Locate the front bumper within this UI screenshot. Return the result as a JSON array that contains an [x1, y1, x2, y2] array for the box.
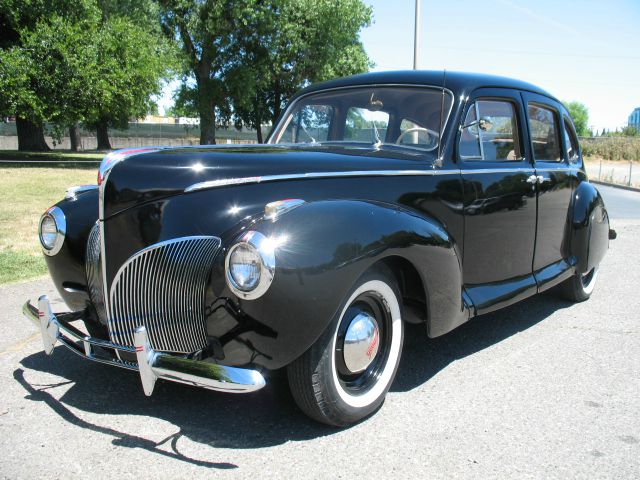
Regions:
[[23, 295, 266, 395]]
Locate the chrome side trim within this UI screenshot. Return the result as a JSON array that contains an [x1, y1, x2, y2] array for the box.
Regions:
[[460, 168, 533, 175], [184, 166, 580, 193], [535, 167, 577, 172], [108, 236, 221, 353], [185, 169, 456, 193], [23, 297, 266, 394]]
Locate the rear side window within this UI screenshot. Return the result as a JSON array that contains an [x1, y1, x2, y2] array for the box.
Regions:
[[528, 104, 561, 162], [459, 100, 521, 161], [563, 118, 580, 164]]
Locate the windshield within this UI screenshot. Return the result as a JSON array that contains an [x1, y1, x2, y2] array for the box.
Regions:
[[271, 86, 453, 152]]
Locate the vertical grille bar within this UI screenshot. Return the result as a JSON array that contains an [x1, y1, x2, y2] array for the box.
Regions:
[[85, 223, 107, 326], [107, 236, 221, 353]]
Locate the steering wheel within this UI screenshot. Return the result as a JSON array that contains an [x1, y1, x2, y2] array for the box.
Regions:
[[395, 127, 439, 151]]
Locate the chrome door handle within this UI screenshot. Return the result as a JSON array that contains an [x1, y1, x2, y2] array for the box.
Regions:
[[537, 175, 549, 184], [526, 175, 538, 184]]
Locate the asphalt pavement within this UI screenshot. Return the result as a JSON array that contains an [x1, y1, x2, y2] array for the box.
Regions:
[[596, 183, 640, 219], [1, 198, 639, 478]]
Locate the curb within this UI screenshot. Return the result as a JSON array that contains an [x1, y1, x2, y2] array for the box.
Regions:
[[590, 179, 640, 193]]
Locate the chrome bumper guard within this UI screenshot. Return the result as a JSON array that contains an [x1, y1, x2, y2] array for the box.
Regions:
[[23, 295, 266, 395]]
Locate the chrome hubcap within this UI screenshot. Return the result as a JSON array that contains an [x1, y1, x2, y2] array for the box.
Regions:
[[343, 312, 380, 374]]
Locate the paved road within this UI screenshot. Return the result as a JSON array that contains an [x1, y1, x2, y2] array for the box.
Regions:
[[1, 225, 639, 479], [596, 183, 640, 220]]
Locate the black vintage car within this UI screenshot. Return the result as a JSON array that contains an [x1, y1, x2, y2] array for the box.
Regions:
[[25, 71, 614, 426]]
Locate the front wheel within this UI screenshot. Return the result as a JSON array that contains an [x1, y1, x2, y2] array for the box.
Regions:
[[287, 267, 404, 427], [556, 266, 599, 302]]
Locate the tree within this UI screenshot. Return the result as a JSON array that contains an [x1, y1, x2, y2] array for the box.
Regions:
[[564, 101, 589, 137], [0, 0, 172, 151], [230, 0, 372, 142], [0, 0, 99, 150], [85, 16, 173, 149], [159, 0, 372, 144]]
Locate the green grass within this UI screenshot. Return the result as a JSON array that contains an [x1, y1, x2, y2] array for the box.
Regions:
[[0, 150, 104, 162], [0, 166, 97, 284], [0, 250, 48, 284]]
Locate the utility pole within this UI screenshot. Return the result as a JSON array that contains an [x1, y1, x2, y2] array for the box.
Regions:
[[413, 0, 420, 70]]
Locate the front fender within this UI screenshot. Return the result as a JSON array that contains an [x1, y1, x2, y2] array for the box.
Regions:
[[570, 181, 610, 273], [209, 200, 466, 369], [42, 189, 99, 311]]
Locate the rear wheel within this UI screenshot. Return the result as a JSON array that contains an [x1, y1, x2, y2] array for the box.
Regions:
[[557, 266, 599, 302], [287, 267, 404, 427]]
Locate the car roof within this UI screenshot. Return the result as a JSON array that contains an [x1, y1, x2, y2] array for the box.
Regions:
[[295, 70, 558, 103]]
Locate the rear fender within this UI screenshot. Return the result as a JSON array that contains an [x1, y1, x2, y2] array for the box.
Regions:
[[570, 182, 610, 273]]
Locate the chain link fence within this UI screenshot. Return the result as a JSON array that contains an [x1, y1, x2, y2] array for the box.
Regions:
[[0, 122, 267, 150]]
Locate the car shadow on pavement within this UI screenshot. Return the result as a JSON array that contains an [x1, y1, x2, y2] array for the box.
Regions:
[[393, 292, 574, 392], [14, 291, 573, 461]]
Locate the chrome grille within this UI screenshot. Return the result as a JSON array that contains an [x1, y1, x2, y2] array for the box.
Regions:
[[85, 222, 107, 326], [108, 236, 220, 353]]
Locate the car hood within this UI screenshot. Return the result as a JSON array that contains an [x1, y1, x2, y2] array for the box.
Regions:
[[101, 143, 433, 218]]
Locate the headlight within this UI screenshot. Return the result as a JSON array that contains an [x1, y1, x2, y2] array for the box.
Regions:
[[38, 206, 66, 256], [225, 231, 275, 300]]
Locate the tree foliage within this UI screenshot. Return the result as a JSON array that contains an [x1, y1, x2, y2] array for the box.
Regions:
[[159, 0, 372, 144], [231, 0, 372, 142], [0, 0, 173, 149], [564, 101, 589, 137]]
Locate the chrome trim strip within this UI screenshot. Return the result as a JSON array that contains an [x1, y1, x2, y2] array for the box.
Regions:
[[185, 169, 455, 192], [23, 297, 266, 394], [460, 168, 533, 175], [535, 167, 577, 172], [184, 166, 580, 193]]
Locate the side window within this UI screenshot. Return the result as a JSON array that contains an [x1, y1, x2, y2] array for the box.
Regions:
[[344, 107, 389, 142], [527, 104, 561, 162], [563, 118, 580, 164], [459, 99, 521, 161], [280, 104, 333, 143]]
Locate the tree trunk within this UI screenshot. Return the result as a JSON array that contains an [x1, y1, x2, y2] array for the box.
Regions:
[[255, 105, 263, 143], [199, 108, 216, 145], [69, 124, 81, 151], [197, 75, 217, 145], [96, 120, 111, 150], [16, 117, 50, 151]]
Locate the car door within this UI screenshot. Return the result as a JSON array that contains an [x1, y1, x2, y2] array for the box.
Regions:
[[458, 88, 538, 313], [521, 92, 576, 276]]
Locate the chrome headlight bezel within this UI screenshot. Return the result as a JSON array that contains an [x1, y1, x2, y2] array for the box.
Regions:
[[225, 231, 275, 300], [39, 206, 66, 256]]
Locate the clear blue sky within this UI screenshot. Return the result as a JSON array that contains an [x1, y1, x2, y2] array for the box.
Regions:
[[360, 0, 639, 132], [159, 0, 639, 132]]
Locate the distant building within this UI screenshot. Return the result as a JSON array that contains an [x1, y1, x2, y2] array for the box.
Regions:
[[629, 107, 640, 130]]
